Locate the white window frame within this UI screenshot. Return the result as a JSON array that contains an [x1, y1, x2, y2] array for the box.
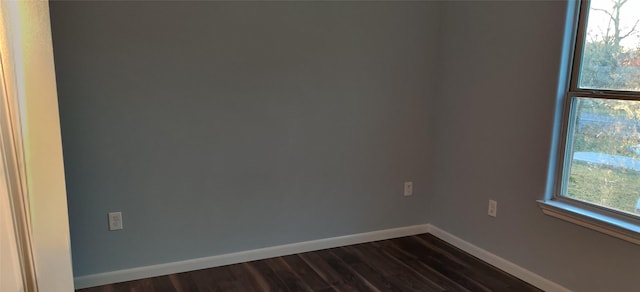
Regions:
[[539, 0, 640, 245]]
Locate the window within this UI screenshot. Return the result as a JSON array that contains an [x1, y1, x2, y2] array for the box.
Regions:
[[540, 0, 640, 244]]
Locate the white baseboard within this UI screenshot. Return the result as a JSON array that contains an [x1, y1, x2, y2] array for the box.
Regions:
[[74, 224, 431, 289], [75, 224, 568, 292], [428, 225, 570, 292]]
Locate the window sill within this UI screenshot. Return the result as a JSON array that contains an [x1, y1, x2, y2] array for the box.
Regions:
[[537, 200, 640, 245]]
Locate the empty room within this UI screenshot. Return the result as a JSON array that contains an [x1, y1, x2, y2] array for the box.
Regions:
[[1, 0, 639, 291]]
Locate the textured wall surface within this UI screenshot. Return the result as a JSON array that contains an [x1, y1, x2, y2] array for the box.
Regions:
[[51, 1, 640, 291], [50, 1, 438, 276], [430, 1, 640, 291]]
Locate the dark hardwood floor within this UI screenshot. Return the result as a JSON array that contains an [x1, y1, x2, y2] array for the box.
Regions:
[[77, 234, 541, 292]]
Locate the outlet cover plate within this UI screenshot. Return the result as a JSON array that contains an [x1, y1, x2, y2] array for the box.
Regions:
[[488, 200, 497, 217], [108, 212, 123, 231], [404, 181, 413, 197]]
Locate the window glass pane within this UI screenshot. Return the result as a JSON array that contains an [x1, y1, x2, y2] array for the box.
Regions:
[[565, 97, 640, 216], [578, 0, 640, 91]]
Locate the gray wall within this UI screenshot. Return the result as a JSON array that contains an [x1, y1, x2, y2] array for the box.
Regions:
[[431, 1, 640, 291], [50, 1, 438, 276], [51, 1, 640, 291]]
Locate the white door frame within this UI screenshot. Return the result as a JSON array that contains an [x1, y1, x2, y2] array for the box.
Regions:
[[0, 1, 74, 291]]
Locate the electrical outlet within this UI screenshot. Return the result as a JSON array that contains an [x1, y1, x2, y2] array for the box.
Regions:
[[404, 181, 413, 197], [108, 212, 123, 231], [488, 200, 497, 217]]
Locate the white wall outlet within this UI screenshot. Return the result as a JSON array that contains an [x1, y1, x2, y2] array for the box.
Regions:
[[488, 200, 497, 217], [404, 181, 413, 197], [108, 212, 123, 231]]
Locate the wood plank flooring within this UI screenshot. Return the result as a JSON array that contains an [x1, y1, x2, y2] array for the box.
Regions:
[[77, 234, 541, 292]]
